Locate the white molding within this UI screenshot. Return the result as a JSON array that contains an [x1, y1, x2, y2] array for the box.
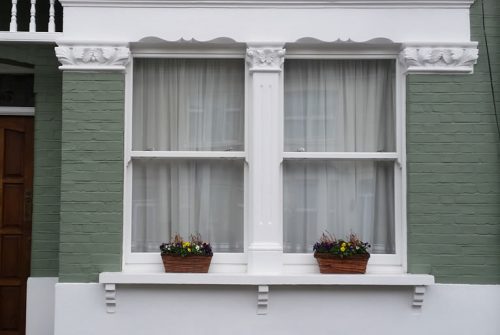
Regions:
[[104, 284, 116, 313], [99, 272, 435, 286], [246, 44, 285, 274], [59, 0, 475, 9], [283, 152, 399, 160], [130, 151, 246, 159], [0, 107, 35, 116], [246, 46, 285, 73], [0, 32, 61, 43], [98, 272, 433, 315], [55, 45, 131, 71], [400, 43, 479, 74]]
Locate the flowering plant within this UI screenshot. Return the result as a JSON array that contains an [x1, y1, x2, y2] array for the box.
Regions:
[[160, 234, 213, 257], [313, 232, 370, 258]]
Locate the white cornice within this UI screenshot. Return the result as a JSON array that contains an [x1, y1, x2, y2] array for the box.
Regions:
[[59, 0, 475, 9], [55, 44, 131, 71], [399, 43, 479, 74]]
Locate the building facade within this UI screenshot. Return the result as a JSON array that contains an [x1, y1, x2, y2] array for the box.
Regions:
[[0, 0, 499, 334]]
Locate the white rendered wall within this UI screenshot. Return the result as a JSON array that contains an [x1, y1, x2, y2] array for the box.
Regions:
[[26, 277, 58, 335], [53, 283, 500, 335], [59, 7, 471, 44]]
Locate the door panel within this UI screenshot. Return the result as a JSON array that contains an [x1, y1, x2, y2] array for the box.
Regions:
[[0, 116, 33, 335]]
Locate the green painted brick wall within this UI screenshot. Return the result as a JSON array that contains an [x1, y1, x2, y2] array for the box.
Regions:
[[0, 43, 62, 277], [59, 72, 124, 282], [407, 0, 500, 284]]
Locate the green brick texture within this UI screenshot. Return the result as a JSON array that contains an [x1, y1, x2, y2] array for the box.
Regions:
[[59, 72, 124, 282], [0, 43, 62, 277], [407, 0, 500, 284]]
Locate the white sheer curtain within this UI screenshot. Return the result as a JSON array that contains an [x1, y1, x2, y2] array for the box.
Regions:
[[283, 60, 395, 254], [131, 59, 245, 252]]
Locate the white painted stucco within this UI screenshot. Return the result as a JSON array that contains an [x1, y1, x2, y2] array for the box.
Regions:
[[26, 278, 58, 335], [52, 283, 500, 335]]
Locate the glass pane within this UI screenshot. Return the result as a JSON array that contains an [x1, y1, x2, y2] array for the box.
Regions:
[[132, 159, 244, 252], [133, 58, 245, 151], [284, 59, 395, 152], [283, 160, 395, 254]]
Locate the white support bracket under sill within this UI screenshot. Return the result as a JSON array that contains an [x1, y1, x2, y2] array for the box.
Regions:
[[99, 273, 434, 315], [104, 283, 116, 313], [257, 285, 269, 315]]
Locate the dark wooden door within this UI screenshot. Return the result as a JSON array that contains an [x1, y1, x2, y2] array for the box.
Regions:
[[0, 116, 33, 335]]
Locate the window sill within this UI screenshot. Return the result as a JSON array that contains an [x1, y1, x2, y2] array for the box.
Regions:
[[100, 272, 433, 286], [99, 272, 434, 314]]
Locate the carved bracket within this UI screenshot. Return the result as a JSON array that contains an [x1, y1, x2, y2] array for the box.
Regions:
[[104, 283, 117, 313], [55, 45, 130, 71], [412, 285, 426, 312], [246, 47, 285, 73], [400, 44, 478, 74], [257, 285, 269, 315]]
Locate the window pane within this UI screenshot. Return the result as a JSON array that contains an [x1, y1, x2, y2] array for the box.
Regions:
[[283, 160, 395, 254], [284, 59, 395, 152], [133, 58, 245, 151], [132, 159, 244, 252]]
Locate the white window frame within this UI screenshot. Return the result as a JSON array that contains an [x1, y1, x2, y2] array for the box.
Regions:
[[281, 50, 406, 274], [122, 44, 407, 275]]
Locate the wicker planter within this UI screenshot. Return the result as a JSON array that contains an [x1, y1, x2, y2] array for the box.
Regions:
[[314, 253, 370, 274], [161, 254, 212, 273]]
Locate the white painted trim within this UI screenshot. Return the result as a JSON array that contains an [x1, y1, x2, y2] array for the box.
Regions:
[[0, 107, 35, 116], [400, 43, 479, 74], [122, 59, 134, 271], [123, 54, 250, 271], [283, 152, 398, 160], [55, 45, 131, 72], [99, 272, 434, 286], [59, 0, 474, 9], [130, 151, 246, 159], [123, 44, 409, 274], [0, 32, 62, 43], [398, 55, 408, 272]]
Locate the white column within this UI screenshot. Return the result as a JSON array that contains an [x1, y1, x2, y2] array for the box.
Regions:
[[246, 45, 285, 274]]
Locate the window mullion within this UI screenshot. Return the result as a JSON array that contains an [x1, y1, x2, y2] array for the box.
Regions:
[[246, 45, 286, 274]]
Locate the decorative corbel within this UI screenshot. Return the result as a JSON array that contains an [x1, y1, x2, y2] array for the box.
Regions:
[[246, 46, 285, 73], [55, 44, 130, 71], [257, 285, 269, 315], [412, 285, 426, 312], [399, 43, 478, 74], [104, 283, 117, 313]]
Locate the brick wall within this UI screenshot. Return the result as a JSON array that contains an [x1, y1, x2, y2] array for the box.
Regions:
[[407, 0, 500, 284], [0, 43, 62, 277], [59, 72, 124, 282]]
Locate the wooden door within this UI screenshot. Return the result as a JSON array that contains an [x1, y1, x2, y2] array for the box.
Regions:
[[0, 116, 33, 335]]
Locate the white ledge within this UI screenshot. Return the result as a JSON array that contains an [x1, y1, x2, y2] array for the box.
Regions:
[[0, 32, 62, 43], [99, 272, 434, 314], [99, 272, 434, 286], [59, 0, 475, 9]]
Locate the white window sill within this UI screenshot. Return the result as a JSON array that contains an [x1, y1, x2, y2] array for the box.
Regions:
[[99, 272, 434, 286], [99, 272, 434, 315]]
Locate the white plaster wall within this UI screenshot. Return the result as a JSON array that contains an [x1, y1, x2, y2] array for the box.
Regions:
[[26, 277, 58, 335], [53, 283, 500, 335]]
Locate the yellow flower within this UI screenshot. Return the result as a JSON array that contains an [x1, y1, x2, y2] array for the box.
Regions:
[[187, 248, 191, 252], [340, 246, 346, 252], [183, 242, 191, 248], [341, 242, 347, 247]]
